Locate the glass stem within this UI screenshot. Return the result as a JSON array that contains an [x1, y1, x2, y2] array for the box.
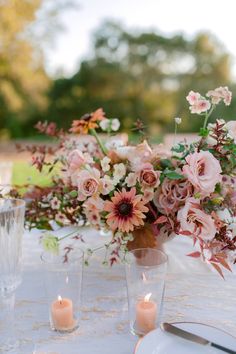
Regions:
[[0, 292, 17, 351]]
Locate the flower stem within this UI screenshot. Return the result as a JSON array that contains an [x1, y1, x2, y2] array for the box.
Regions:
[[203, 105, 215, 129], [203, 114, 208, 130], [174, 122, 177, 145], [89, 128, 108, 155], [58, 229, 82, 242]]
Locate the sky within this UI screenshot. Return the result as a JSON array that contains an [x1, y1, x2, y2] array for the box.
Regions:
[[45, 0, 236, 77]]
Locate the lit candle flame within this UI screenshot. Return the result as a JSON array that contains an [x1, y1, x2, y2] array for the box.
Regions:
[[58, 295, 62, 303], [144, 293, 152, 302]]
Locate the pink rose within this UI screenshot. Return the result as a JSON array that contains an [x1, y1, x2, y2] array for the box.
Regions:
[[226, 121, 236, 142], [139, 163, 160, 188], [68, 149, 85, 174], [77, 168, 100, 201], [183, 151, 222, 196], [177, 198, 216, 241], [154, 179, 194, 215]]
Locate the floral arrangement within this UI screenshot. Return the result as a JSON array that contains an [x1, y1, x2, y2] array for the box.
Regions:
[[15, 86, 236, 275]]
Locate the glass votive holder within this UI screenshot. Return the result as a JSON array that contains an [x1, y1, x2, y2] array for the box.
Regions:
[[41, 249, 83, 333], [125, 248, 168, 336]]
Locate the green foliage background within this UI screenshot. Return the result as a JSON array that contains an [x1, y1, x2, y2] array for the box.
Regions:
[[0, 2, 235, 140]]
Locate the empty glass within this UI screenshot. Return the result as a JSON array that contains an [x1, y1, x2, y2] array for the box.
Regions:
[[0, 198, 25, 352], [0, 198, 25, 294], [125, 248, 168, 336], [0, 161, 13, 195]]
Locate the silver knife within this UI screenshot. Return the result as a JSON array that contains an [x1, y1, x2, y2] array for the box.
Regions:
[[161, 322, 236, 354]]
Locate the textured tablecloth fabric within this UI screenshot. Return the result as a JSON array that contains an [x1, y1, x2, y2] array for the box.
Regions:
[[11, 227, 236, 353]]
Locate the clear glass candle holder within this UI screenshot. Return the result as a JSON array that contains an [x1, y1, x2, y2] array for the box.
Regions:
[[0, 198, 25, 352], [41, 249, 83, 333], [125, 248, 168, 336]]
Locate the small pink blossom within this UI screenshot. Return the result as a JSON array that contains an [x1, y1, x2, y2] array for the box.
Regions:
[[142, 189, 154, 204], [125, 173, 137, 187], [101, 175, 115, 195], [183, 150, 222, 196], [186, 91, 201, 105], [55, 212, 69, 225], [77, 168, 100, 201], [177, 198, 216, 241], [190, 99, 211, 114], [207, 86, 232, 106], [84, 196, 104, 211], [68, 149, 85, 174], [50, 197, 61, 210]]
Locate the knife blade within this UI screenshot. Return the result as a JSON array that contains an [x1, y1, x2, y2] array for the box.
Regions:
[[161, 323, 236, 354]]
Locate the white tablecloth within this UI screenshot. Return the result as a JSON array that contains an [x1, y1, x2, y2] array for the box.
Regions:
[[12, 227, 236, 353]]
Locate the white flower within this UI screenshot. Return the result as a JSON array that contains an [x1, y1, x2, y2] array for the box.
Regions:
[[125, 173, 137, 187], [100, 118, 110, 131], [113, 163, 126, 183], [101, 175, 115, 195], [101, 156, 111, 172], [105, 138, 125, 150], [111, 118, 120, 131], [50, 197, 61, 210], [174, 117, 182, 125]]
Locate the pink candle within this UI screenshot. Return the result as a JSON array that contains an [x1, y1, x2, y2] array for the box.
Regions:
[[51, 295, 75, 331], [136, 293, 157, 333]]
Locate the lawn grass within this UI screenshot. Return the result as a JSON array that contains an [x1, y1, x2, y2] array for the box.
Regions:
[[12, 162, 54, 186]]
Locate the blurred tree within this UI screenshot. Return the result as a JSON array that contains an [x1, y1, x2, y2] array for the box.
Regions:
[[0, 0, 75, 138], [47, 21, 234, 137]]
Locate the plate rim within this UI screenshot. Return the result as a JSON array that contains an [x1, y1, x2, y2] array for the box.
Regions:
[[134, 321, 236, 353]]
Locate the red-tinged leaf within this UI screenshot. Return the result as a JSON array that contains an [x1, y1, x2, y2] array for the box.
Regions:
[[216, 257, 232, 272], [154, 216, 168, 224], [179, 230, 192, 236], [211, 262, 225, 279], [187, 251, 201, 258]]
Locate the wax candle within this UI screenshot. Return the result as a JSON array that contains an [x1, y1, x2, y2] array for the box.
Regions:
[[136, 293, 157, 333], [51, 295, 75, 331]]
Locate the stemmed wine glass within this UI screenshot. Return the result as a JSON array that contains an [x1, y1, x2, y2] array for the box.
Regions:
[[0, 198, 25, 352]]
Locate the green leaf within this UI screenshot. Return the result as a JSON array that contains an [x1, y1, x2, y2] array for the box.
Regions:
[[69, 190, 78, 198], [199, 128, 209, 137], [171, 144, 185, 153], [164, 170, 184, 180], [160, 159, 173, 169]]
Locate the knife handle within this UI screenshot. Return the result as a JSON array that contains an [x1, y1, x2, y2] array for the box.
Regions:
[[211, 342, 236, 354]]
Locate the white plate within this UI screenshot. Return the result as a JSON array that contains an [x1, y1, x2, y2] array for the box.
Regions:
[[135, 322, 236, 354]]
